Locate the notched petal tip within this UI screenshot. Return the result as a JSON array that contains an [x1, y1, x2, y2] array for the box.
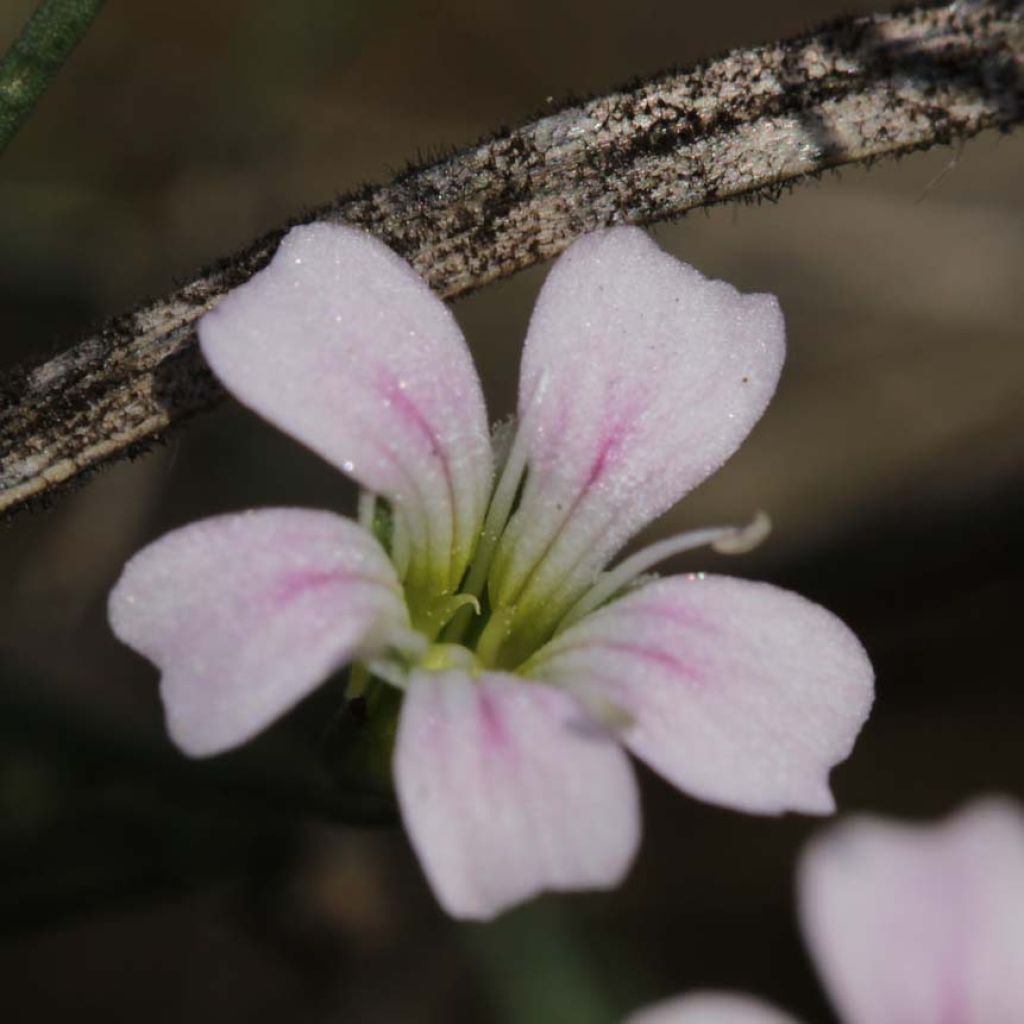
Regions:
[[109, 508, 408, 758], [198, 223, 493, 597], [530, 574, 873, 817], [798, 796, 1024, 1024], [490, 225, 787, 637], [790, 781, 837, 818]]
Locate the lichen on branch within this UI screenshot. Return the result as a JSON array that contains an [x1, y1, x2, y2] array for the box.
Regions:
[[1, 0, 1021, 519]]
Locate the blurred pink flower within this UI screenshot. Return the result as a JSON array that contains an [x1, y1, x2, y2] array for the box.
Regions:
[[627, 798, 1024, 1024], [109, 223, 873, 919]]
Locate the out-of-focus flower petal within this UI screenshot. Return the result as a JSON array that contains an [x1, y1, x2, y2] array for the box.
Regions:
[[394, 669, 640, 920], [489, 226, 784, 649], [530, 575, 873, 815], [799, 798, 1024, 1024], [109, 509, 407, 757], [625, 991, 804, 1024], [198, 224, 492, 596]]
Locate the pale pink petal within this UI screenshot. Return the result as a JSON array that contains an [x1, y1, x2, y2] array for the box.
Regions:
[[799, 798, 1024, 1024], [529, 575, 873, 815], [490, 226, 784, 639], [626, 991, 804, 1024], [109, 509, 408, 757], [198, 224, 492, 594], [394, 669, 640, 920]]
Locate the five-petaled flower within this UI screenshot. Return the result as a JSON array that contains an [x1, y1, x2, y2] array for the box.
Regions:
[[109, 224, 874, 920], [627, 797, 1024, 1024]]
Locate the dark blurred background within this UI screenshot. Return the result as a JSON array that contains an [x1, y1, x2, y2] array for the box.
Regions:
[[1, 1, 1021, 1021]]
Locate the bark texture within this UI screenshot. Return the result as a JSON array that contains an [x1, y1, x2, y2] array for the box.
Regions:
[[1, 0, 1021, 517]]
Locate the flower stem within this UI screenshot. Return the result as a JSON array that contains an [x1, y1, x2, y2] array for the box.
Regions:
[[467, 902, 618, 1024], [0, 0, 106, 155]]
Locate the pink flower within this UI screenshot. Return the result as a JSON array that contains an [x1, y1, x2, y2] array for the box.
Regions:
[[627, 798, 1024, 1024], [109, 224, 873, 919]]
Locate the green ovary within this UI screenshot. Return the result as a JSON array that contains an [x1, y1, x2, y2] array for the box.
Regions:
[[419, 642, 480, 673], [384, 433, 589, 674]]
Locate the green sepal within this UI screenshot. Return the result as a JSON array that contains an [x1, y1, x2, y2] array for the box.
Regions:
[[324, 677, 403, 813]]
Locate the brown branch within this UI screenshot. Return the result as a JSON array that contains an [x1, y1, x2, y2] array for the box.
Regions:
[[2, 0, 1021, 518]]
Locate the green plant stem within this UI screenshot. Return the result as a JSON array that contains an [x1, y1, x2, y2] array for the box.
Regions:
[[0, 0, 106, 154], [468, 903, 618, 1024]]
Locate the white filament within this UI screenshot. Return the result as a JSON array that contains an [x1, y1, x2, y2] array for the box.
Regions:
[[558, 511, 771, 631]]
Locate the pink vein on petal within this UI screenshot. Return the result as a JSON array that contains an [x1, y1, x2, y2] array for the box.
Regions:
[[379, 372, 460, 576], [548, 636, 701, 684], [595, 639, 698, 679], [478, 687, 510, 752], [608, 597, 716, 634], [584, 416, 629, 489], [270, 569, 382, 609], [501, 411, 637, 607], [381, 376, 446, 461]]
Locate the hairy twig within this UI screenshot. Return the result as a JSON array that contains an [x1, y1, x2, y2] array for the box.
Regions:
[[0, 0, 106, 154], [1, 0, 1021, 518]]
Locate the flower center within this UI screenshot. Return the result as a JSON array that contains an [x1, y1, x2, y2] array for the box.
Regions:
[[361, 431, 770, 677], [419, 642, 479, 673]]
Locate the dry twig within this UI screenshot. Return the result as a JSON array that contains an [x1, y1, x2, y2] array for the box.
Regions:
[[1, 0, 1021, 518]]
